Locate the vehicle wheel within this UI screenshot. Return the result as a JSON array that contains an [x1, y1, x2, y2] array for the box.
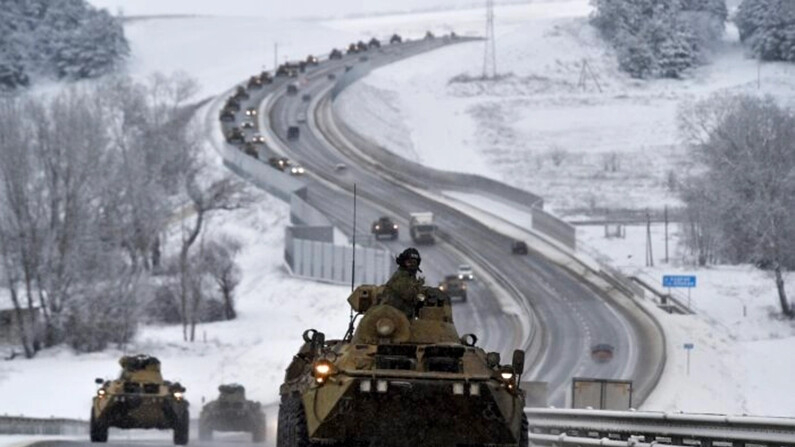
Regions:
[[252, 419, 266, 443], [199, 420, 212, 441], [278, 394, 316, 447], [173, 410, 189, 445], [90, 410, 108, 443], [518, 413, 529, 447]]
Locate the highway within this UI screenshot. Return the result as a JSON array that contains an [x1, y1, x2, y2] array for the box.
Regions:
[[229, 37, 659, 406]]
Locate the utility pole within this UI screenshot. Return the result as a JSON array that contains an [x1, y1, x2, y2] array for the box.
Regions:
[[645, 210, 654, 267], [483, 0, 497, 79]]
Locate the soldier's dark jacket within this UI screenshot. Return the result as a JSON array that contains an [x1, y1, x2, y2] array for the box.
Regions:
[[380, 268, 425, 318]]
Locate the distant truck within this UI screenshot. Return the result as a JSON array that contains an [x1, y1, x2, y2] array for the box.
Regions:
[[571, 377, 632, 410], [409, 212, 436, 245]]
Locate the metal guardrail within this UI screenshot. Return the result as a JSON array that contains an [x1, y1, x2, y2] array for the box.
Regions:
[[0, 416, 87, 435], [526, 408, 795, 447]]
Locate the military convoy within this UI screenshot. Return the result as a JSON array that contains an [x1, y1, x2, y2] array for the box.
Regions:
[[199, 384, 266, 443], [277, 285, 528, 447], [91, 355, 189, 445]]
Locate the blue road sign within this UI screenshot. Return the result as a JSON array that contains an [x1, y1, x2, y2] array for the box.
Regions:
[[663, 275, 696, 288], [683, 343, 694, 350]]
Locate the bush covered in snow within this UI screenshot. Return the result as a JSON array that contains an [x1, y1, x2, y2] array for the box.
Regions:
[[735, 0, 795, 62], [0, 0, 129, 90], [591, 0, 727, 78]]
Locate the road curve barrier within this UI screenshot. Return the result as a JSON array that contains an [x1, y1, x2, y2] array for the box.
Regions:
[[0, 416, 87, 435], [526, 408, 795, 447]]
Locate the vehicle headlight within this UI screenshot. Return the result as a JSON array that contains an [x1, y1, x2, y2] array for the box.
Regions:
[[376, 317, 396, 337], [458, 274, 464, 279], [173, 391, 184, 400], [97, 389, 106, 397], [439, 285, 446, 291], [313, 360, 334, 383], [499, 365, 515, 383], [393, 224, 398, 229], [375, 225, 380, 230]]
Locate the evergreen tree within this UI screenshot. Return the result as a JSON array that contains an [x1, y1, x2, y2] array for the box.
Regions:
[[736, 0, 795, 62]]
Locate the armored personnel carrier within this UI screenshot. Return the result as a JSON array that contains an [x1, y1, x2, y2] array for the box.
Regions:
[[329, 48, 343, 60], [277, 285, 528, 447], [226, 127, 245, 144], [91, 355, 189, 445], [199, 384, 266, 443]]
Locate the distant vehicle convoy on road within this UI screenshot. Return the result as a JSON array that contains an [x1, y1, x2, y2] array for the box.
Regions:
[[91, 355, 189, 445], [409, 212, 436, 244], [277, 272, 528, 447], [457, 264, 474, 281], [199, 384, 265, 443], [512, 240, 529, 255], [371, 216, 399, 240]]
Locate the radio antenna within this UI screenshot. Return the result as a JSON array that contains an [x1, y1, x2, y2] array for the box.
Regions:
[[345, 184, 358, 342], [351, 183, 357, 292]]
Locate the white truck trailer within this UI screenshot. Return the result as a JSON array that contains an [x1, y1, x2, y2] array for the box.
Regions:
[[409, 212, 436, 245]]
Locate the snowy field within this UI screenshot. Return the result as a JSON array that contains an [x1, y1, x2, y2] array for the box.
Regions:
[[1, 0, 794, 435]]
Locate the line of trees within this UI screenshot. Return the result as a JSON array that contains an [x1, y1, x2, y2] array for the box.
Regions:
[[0, 73, 249, 357], [591, 0, 728, 78], [0, 0, 129, 90], [678, 94, 795, 318], [735, 0, 795, 62]]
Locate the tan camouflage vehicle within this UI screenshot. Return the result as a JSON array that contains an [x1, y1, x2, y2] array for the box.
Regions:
[[277, 285, 528, 447], [199, 384, 266, 443], [91, 355, 189, 445]]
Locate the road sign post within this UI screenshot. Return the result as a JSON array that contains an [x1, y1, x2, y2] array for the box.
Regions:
[[683, 343, 694, 376], [663, 275, 697, 310]]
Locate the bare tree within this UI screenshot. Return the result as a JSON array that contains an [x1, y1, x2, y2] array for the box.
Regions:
[[204, 236, 242, 321], [679, 94, 795, 318], [179, 175, 249, 341]]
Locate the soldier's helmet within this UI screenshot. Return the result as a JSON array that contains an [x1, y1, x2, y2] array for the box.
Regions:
[[396, 248, 422, 272]]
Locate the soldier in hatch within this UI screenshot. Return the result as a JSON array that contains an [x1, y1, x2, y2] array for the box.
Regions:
[[380, 248, 434, 318]]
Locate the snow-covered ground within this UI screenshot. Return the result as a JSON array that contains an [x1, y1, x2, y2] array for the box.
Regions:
[[1, 1, 794, 437]]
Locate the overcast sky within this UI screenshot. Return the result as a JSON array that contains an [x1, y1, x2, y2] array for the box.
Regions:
[[87, 0, 536, 20]]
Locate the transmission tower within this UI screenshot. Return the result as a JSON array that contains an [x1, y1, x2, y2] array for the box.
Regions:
[[483, 0, 497, 79]]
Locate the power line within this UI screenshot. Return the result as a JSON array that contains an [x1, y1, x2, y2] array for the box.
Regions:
[[483, 0, 497, 79]]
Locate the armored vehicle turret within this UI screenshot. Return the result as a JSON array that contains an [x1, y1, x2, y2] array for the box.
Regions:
[[91, 355, 189, 445], [199, 384, 266, 443], [277, 284, 528, 447]]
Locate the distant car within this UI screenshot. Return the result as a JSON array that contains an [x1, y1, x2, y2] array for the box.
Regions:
[[306, 55, 319, 65], [329, 48, 343, 60], [347, 43, 359, 54], [233, 85, 249, 100], [268, 157, 290, 171], [250, 134, 265, 144], [371, 216, 399, 240], [245, 107, 257, 117], [247, 75, 263, 89], [289, 164, 306, 176], [296, 112, 307, 123], [287, 84, 298, 95], [219, 108, 235, 122], [591, 344, 615, 363], [457, 264, 474, 281], [439, 275, 468, 302], [511, 240, 528, 255], [424, 30, 435, 40], [390, 34, 402, 44], [368, 37, 381, 48], [225, 98, 241, 111], [287, 126, 300, 140], [301, 93, 311, 102], [242, 143, 259, 159], [226, 127, 245, 144], [241, 120, 255, 129], [356, 41, 368, 52]]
